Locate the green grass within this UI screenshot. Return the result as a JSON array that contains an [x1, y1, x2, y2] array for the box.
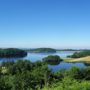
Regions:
[[64, 56, 90, 63]]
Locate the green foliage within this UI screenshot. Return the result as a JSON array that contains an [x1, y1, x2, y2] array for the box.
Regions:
[[43, 77, 90, 90], [64, 67, 81, 79], [82, 67, 90, 80], [28, 48, 56, 53], [43, 55, 63, 65], [0, 60, 90, 90], [0, 60, 52, 90], [8, 60, 33, 75], [0, 48, 27, 58], [68, 50, 90, 58]]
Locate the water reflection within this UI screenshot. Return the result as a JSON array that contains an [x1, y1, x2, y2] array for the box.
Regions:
[[48, 62, 86, 72]]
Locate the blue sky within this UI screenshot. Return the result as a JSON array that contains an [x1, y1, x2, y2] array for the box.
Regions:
[[0, 0, 90, 49]]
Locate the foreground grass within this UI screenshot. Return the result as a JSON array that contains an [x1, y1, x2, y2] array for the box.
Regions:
[[64, 56, 90, 63]]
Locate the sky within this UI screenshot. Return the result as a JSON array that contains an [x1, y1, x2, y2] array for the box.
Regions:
[[0, 0, 90, 49]]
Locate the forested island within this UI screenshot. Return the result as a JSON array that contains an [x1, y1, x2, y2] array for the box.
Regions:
[[0, 48, 27, 58], [43, 55, 63, 65], [26, 48, 56, 53]]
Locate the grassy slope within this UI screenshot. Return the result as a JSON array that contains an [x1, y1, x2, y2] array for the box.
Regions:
[[64, 56, 90, 62]]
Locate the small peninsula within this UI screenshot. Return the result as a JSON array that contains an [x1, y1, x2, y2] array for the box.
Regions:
[[65, 50, 90, 63]]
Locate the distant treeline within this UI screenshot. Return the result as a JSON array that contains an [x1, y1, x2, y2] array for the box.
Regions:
[[26, 48, 56, 53], [25, 48, 90, 52], [57, 49, 79, 51], [57, 49, 90, 51], [68, 50, 90, 58], [0, 48, 27, 58]]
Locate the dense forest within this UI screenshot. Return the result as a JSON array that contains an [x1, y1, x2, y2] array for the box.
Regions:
[[0, 48, 27, 58], [68, 50, 90, 58], [26, 48, 56, 53], [0, 59, 90, 90]]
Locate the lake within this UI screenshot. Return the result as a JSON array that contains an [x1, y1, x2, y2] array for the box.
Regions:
[[0, 51, 88, 72]]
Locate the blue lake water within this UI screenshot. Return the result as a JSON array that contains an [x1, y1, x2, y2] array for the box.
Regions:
[[0, 51, 87, 72]]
